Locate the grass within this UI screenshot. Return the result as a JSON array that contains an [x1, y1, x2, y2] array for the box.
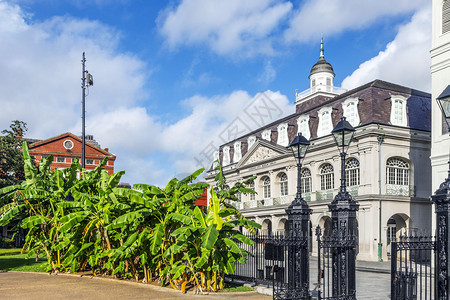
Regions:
[[0, 248, 23, 256], [221, 282, 254, 292], [0, 251, 47, 272]]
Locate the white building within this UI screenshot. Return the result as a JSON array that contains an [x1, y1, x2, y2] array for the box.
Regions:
[[431, 1, 450, 195], [205, 43, 432, 261]]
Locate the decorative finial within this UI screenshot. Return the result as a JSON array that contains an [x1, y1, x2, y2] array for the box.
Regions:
[[320, 36, 324, 58]]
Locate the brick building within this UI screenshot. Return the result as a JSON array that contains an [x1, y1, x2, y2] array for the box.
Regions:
[[27, 132, 115, 174]]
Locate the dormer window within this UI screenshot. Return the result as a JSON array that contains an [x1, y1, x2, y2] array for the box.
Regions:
[[390, 95, 407, 127], [277, 123, 289, 147], [262, 129, 271, 142], [233, 141, 242, 162], [248, 136, 256, 149], [297, 115, 311, 140], [318, 107, 333, 137], [222, 146, 230, 166], [213, 150, 219, 168], [342, 98, 360, 127]]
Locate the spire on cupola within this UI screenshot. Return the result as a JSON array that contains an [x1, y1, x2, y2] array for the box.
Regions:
[[320, 36, 324, 58], [309, 38, 335, 88]]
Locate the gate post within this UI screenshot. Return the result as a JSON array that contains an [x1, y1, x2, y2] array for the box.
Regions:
[[284, 133, 312, 299], [328, 191, 359, 298], [286, 197, 311, 299], [329, 117, 359, 298], [431, 173, 450, 300]]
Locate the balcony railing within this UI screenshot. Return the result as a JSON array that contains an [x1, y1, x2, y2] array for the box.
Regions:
[[386, 184, 415, 197], [316, 189, 333, 201], [296, 86, 347, 102]]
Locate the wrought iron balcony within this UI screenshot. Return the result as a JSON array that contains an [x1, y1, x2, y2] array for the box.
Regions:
[[386, 184, 416, 197]]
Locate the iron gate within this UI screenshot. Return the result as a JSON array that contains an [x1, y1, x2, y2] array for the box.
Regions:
[[272, 231, 310, 300], [316, 227, 357, 300], [390, 234, 435, 300]]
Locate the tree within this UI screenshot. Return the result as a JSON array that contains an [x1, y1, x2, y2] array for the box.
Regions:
[[0, 120, 27, 188]]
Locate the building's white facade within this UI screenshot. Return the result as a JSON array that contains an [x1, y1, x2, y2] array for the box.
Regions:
[[431, 0, 450, 193], [205, 46, 432, 262]]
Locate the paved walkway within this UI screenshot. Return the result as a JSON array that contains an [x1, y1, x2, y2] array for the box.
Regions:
[[0, 271, 272, 300], [0, 260, 393, 299]]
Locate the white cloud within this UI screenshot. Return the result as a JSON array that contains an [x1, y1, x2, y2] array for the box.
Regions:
[[284, 0, 428, 43], [157, 0, 292, 57], [341, 5, 431, 92]]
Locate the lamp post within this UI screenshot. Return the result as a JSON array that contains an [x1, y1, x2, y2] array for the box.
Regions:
[[329, 117, 359, 298], [431, 86, 450, 299], [284, 133, 311, 299]]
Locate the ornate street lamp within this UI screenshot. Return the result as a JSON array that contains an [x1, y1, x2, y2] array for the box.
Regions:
[[431, 87, 450, 299], [288, 133, 310, 205], [328, 116, 359, 298], [331, 116, 355, 195], [437, 85, 450, 131], [282, 133, 311, 299]]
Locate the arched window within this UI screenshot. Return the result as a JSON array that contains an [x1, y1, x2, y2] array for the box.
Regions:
[[233, 141, 242, 162], [297, 115, 311, 140], [342, 98, 360, 127], [263, 177, 271, 198], [277, 123, 289, 147], [301, 168, 312, 193], [247, 136, 256, 149], [222, 146, 230, 166], [280, 173, 288, 196], [387, 158, 409, 185], [390, 96, 407, 127], [249, 181, 255, 201], [345, 158, 360, 186], [262, 129, 271, 142], [320, 164, 334, 190], [318, 107, 333, 137]]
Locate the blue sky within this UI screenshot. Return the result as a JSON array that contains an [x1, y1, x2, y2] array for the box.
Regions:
[[0, 0, 431, 186]]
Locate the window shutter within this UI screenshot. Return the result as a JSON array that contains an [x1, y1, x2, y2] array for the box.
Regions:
[[443, 0, 450, 34]]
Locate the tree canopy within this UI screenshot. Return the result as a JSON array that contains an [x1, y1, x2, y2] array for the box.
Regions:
[[0, 120, 27, 188]]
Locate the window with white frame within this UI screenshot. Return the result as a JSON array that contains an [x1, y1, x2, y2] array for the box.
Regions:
[[297, 115, 311, 140], [277, 123, 289, 147], [301, 168, 312, 193], [263, 177, 271, 198], [86, 159, 94, 165], [262, 129, 271, 142], [233, 141, 242, 162], [56, 157, 65, 163], [320, 164, 334, 190], [213, 150, 219, 168], [248, 136, 256, 149], [386, 158, 409, 185], [390, 96, 407, 126], [222, 146, 230, 166], [342, 98, 360, 127], [318, 107, 333, 137], [443, 0, 450, 34], [280, 173, 288, 196], [249, 181, 255, 201], [345, 158, 360, 186]]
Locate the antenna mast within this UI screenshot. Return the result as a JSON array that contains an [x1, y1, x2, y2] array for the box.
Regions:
[[81, 52, 86, 169]]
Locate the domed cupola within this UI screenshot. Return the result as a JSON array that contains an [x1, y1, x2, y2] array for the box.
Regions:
[[308, 38, 335, 90]]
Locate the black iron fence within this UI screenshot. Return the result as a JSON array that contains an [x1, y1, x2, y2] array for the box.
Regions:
[[229, 231, 308, 294], [390, 234, 435, 300]]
